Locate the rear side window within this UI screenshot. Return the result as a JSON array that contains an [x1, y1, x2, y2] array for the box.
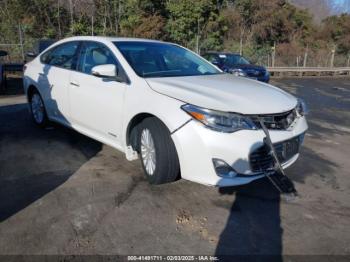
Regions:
[[40, 42, 79, 69]]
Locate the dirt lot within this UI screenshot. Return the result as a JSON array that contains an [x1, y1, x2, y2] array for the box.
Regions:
[[0, 77, 350, 258]]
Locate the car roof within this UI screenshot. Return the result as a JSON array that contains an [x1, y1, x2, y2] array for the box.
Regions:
[[36, 36, 181, 57], [58, 36, 166, 44]]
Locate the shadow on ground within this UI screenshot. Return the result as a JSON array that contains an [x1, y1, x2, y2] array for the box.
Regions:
[[214, 78, 342, 257], [0, 102, 102, 222], [214, 178, 282, 261]]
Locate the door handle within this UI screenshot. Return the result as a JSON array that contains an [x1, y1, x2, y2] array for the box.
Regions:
[[70, 81, 80, 87]]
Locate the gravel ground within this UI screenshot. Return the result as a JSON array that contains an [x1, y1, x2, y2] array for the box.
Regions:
[[0, 77, 350, 258]]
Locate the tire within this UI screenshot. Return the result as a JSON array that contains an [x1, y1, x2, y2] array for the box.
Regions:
[[138, 117, 180, 185], [29, 90, 49, 127]]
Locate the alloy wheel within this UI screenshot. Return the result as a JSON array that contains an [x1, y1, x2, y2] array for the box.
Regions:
[[140, 128, 156, 175], [31, 93, 44, 124]]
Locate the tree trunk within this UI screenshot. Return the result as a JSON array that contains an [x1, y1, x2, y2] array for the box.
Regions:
[[272, 42, 276, 68], [103, 6, 107, 35], [57, 0, 61, 39], [18, 24, 24, 62], [68, 0, 74, 34], [196, 18, 200, 54], [330, 47, 336, 68], [114, 0, 119, 35], [91, 15, 94, 36], [303, 46, 308, 68], [239, 24, 245, 56]]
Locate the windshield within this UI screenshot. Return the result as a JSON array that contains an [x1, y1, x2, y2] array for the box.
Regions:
[[219, 54, 250, 66], [114, 41, 221, 78]]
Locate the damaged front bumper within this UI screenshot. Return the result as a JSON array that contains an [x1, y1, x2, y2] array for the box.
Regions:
[[171, 115, 308, 187]]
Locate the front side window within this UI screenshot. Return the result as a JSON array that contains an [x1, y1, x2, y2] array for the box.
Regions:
[[77, 42, 117, 75], [114, 41, 222, 78], [40, 42, 79, 69]]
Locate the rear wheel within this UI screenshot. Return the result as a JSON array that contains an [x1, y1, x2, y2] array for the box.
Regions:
[[138, 117, 180, 184], [30, 90, 48, 127]]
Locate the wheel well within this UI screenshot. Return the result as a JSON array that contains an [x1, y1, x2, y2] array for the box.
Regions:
[[27, 85, 38, 101], [126, 113, 157, 151]]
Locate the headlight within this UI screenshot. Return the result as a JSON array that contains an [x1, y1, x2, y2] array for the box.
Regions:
[[181, 104, 257, 133], [230, 69, 247, 77], [296, 98, 308, 116]]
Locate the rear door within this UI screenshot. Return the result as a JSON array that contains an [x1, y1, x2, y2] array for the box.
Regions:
[[68, 41, 127, 145], [38, 41, 79, 124]]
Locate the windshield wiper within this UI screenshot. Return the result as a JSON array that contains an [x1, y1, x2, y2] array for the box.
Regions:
[[143, 70, 223, 78], [142, 70, 182, 77]]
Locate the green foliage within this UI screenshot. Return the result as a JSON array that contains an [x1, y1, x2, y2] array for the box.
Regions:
[[119, 0, 166, 38], [165, 0, 225, 50], [0, 0, 348, 62], [320, 14, 350, 54]]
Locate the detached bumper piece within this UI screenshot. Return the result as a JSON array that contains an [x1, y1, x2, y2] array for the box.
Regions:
[[258, 119, 298, 198], [267, 172, 297, 195]]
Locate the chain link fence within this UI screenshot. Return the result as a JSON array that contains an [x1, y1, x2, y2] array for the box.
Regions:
[[1, 34, 350, 68], [248, 44, 350, 68], [0, 38, 56, 64]]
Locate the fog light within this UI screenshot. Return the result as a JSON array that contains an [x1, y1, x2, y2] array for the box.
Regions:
[[212, 158, 237, 178]]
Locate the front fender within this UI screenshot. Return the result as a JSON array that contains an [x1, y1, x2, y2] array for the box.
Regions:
[[121, 79, 191, 148]]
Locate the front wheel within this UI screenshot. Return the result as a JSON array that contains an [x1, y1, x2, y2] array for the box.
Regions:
[[138, 117, 180, 184]]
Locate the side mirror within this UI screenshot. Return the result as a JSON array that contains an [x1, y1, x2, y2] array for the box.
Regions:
[[0, 50, 8, 57], [26, 52, 37, 58], [91, 64, 124, 82]]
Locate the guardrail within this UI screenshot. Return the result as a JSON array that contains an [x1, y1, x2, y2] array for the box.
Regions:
[[268, 67, 350, 78]]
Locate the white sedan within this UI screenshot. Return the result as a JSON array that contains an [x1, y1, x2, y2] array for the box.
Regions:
[[23, 36, 308, 187]]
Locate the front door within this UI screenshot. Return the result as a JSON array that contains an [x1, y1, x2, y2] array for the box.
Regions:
[[69, 41, 127, 145]]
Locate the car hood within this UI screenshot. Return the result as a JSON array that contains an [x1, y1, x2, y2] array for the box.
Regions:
[[146, 74, 297, 114]]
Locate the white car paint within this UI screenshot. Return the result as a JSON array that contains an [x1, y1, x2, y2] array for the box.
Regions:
[[146, 73, 297, 114], [23, 36, 308, 187]]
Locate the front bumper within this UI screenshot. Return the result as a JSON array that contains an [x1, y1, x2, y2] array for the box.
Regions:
[[171, 115, 308, 187], [245, 72, 270, 83], [257, 74, 270, 83], [248, 73, 269, 83]]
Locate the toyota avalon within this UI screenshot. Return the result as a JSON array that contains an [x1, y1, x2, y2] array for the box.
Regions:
[[23, 36, 308, 187]]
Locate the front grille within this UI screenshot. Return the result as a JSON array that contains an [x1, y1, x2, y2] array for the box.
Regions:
[[251, 110, 297, 130], [250, 144, 274, 172], [250, 135, 302, 173]]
